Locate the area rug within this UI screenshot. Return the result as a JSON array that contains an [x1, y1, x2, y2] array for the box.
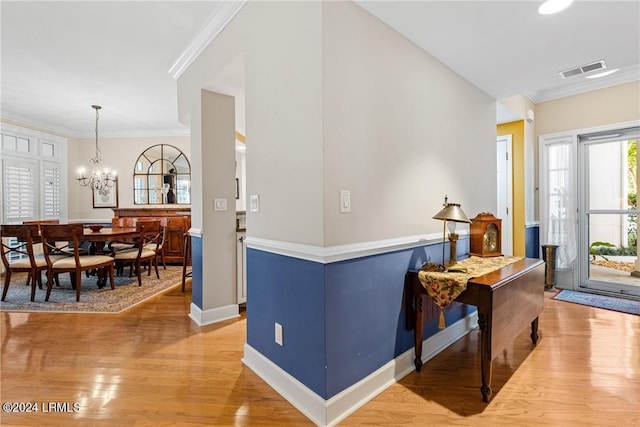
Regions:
[[0, 266, 184, 314], [552, 289, 640, 316]]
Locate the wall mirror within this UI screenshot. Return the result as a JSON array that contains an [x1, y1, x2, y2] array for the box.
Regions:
[[133, 144, 191, 205]]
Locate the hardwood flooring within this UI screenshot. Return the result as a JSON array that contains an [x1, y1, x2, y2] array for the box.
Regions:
[[1, 286, 639, 426]]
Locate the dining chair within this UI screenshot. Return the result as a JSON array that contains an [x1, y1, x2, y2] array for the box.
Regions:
[[22, 219, 63, 286], [1, 224, 44, 302], [144, 222, 167, 270], [181, 232, 192, 292], [41, 223, 115, 302], [111, 221, 161, 286]]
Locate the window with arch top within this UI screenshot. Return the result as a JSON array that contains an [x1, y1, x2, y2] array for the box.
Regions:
[[133, 144, 191, 205]]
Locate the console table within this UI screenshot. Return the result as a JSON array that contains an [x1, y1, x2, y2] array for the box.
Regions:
[[405, 257, 544, 402]]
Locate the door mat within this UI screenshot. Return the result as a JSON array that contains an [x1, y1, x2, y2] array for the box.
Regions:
[[552, 289, 640, 316]]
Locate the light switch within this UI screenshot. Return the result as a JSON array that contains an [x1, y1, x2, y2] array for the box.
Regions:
[[340, 190, 351, 213], [249, 195, 260, 212], [214, 198, 227, 211]]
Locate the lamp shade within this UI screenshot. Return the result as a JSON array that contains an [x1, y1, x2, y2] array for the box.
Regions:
[[432, 203, 470, 223]]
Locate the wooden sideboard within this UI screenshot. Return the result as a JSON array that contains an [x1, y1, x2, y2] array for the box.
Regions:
[[112, 208, 191, 264]]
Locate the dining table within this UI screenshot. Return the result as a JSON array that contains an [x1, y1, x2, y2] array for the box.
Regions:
[[82, 227, 138, 287]]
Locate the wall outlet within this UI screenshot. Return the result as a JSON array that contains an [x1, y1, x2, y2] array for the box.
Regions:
[[275, 322, 283, 346]]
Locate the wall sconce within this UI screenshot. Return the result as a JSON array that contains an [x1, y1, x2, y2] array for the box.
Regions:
[[433, 195, 470, 269]]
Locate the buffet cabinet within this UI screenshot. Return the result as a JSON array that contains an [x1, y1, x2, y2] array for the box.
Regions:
[[112, 207, 191, 264]]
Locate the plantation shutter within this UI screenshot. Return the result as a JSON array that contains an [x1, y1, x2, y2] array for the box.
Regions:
[[2, 159, 37, 224], [43, 161, 61, 219]]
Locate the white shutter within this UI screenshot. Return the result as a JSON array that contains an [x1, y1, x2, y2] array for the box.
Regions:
[[43, 161, 61, 219], [2, 159, 37, 223]]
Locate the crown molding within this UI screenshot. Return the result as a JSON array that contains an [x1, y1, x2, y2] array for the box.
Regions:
[[169, 0, 247, 80], [1, 113, 190, 139], [0, 112, 76, 139], [527, 65, 640, 103]]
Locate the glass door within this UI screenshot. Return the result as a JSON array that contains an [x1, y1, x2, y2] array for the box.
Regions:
[[580, 130, 640, 298]]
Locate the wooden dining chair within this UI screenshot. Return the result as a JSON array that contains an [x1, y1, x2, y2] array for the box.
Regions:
[[144, 222, 167, 270], [181, 232, 192, 292], [1, 224, 44, 302], [40, 223, 115, 302], [111, 221, 161, 286]]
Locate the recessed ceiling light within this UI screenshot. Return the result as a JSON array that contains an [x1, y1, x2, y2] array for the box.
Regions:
[[585, 69, 619, 79], [538, 0, 574, 15]]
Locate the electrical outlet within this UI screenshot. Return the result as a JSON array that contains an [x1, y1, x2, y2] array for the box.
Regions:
[[275, 322, 283, 346]]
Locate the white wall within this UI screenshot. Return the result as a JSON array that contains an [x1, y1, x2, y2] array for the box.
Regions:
[[178, 1, 325, 246], [68, 135, 190, 222], [200, 90, 237, 310], [322, 1, 496, 245]]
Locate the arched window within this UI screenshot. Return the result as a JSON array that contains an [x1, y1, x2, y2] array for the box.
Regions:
[[133, 144, 190, 205]]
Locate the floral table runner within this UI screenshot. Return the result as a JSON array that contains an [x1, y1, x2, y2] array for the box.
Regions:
[[418, 256, 523, 328]]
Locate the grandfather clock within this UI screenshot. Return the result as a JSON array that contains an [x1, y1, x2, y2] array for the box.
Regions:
[[469, 212, 503, 257]]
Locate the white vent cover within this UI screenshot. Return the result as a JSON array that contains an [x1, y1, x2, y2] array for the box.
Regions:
[[559, 60, 606, 79]]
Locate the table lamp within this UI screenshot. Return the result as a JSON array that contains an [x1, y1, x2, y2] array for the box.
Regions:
[[433, 195, 470, 269]]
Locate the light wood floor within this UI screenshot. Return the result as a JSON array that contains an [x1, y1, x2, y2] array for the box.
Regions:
[[2, 285, 639, 426]]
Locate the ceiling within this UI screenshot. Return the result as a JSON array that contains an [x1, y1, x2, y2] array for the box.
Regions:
[[1, 1, 638, 137]]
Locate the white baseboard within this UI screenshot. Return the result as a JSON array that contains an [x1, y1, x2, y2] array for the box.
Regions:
[[189, 302, 239, 326], [243, 311, 478, 426]]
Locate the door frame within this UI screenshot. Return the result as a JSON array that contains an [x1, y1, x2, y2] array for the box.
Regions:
[[578, 127, 640, 298], [497, 135, 513, 256], [539, 120, 640, 292]]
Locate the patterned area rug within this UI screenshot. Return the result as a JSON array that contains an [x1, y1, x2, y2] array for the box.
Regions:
[[0, 266, 185, 314], [552, 289, 640, 316]]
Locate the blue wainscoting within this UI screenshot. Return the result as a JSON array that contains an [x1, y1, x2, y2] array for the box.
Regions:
[[525, 225, 540, 259], [191, 235, 203, 309], [246, 237, 475, 400], [246, 248, 327, 397]]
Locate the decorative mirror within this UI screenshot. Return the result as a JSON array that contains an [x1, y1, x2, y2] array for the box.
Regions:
[[133, 144, 191, 205]]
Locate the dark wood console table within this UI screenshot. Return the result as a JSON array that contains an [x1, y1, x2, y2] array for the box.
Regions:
[[405, 257, 544, 402]]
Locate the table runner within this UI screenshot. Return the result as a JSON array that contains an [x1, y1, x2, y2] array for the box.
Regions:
[[418, 256, 523, 328]]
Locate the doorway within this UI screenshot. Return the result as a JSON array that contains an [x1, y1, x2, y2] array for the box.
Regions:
[[497, 135, 513, 255], [579, 129, 640, 298]]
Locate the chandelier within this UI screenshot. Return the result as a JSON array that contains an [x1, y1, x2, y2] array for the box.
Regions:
[[76, 105, 117, 196]]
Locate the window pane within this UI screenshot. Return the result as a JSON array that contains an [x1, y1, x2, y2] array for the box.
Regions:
[[16, 137, 30, 152], [3, 162, 36, 222], [176, 175, 191, 204], [42, 142, 55, 157], [2, 134, 17, 150], [588, 140, 635, 210]]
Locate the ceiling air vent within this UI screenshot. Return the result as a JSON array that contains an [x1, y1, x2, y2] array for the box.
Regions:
[[559, 60, 606, 79]]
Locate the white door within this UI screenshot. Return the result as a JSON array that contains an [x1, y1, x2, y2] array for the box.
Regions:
[[579, 128, 640, 298], [497, 135, 513, 255]]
